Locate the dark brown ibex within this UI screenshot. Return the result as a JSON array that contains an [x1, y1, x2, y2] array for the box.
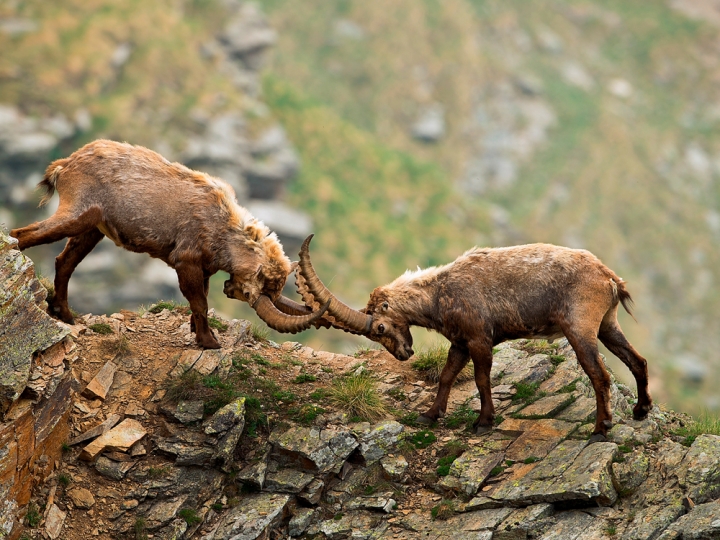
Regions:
[[10, 140, 328, 349], [295, 235, 652, 440]]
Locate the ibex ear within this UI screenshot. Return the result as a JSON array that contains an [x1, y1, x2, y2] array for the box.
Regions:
[[290, 261, 299, 272], [255, 264, 263, 277]]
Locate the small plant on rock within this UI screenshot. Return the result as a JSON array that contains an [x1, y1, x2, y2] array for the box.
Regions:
[[411, 342, 473, 383], [327, 373, 388, 421], [25, 503, 41, 528], [89, 322, 113, 335], [178, 508, 202, 526], [430, 499, 455, 520], [293, 373, 317, 384]]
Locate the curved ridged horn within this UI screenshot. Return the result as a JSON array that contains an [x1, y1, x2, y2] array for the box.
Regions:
[[298, 234, 372, 334], [253, 294, 330, 334], [273, 295, 332, 329]]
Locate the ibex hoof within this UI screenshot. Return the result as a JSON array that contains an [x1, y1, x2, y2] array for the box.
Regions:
[[588, 433, 608, 444], [416, 415, 435, 426], [474, 425, 492, 435]]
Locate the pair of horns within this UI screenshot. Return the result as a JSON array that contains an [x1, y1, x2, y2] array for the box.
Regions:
[[296, 235, 372, 334], [253, 294, 330, 334]]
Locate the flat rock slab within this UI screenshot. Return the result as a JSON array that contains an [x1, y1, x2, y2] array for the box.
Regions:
[[504, 419, 576, 462], [490, 440, 619, 506], [95, 456, 136, 480], [211, 493, 290, 540], [494, 504, 554, 540], [194, 350, 227, 375], [170, 400, 205, 424], [44, 503, 66, 539], [401, 508, 512, 539], [80, 418, 147, 461], [620, 503, 685, 540], [169, 350, 202, 378], [677, 434, 720, 503], [657, 500, 720, 540], [492, 351, 553, 387], [264, 468, 315, 493], [515, 394, 574, 418], [353, 420, 404, 465], [537, 510, 602, 540], [269, 426, 358, 472], [67, 487, 95, 509], [442, 447, 505, 495], [82, 361, 117, 400], [205, 397, 246, 434], [539, 361, 581, 393], [381, 454, 408, 480], [557, 396, 596, 422], [69, 413, 121, 446]]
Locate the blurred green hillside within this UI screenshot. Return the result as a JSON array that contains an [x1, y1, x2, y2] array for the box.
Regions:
[[3, 0, 720, 414]]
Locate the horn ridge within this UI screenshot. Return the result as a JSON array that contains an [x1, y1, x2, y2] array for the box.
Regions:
[[253, 294, 330, 334]]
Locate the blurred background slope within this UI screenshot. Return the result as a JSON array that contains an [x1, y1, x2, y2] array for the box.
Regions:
[[1, 0, 719, 414]]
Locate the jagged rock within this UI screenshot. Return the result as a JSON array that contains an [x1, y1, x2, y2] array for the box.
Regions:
[[157, 518, 188, 540], [225, 319, 251, 346], [401, 508, 512, 539], [237, 459, 268, 489], [156, 438, 215, 466], [164, 400, 204, 424], [146, 496, 188, 530], [82, 360, 117, 400], [612, 451, 650, 495], [490, 440, 619, 506], [345, 495, 396, 513], [515, 394, 574, 418], [69, 413, 121, 445], [215, 419, 245, 472], [440, 445, 505, 496], [269, 425, 358, 472], [95, 455, 136, 480], [493, 503, 554, 540], [289, 507, 315, 537], [317, 511, 386, 539], [205, 397, 245, 434], [621, 503, 686, 540], [210, 493, 290, 540], [499, 418, 576, 462], [67, 487, 96, 509], [380, 454, 408, 480], [0, 232, 70, 416], [492, 351, 553, 387], [169, 350, 203, 378], [298, 478, 325, 505], [194, 350, 227, 375], [656, 500, 720, 539], [539, 510, 604, 539], [353, 420, 404, 465], [557, 396, 596, 422], [677, 434, 720, 503], [607, 424, 636, 444], [325, 467, 370, 504], [79, 418, 147, 461], [44, 503, 66, 539], [265, 468, 315, 493]]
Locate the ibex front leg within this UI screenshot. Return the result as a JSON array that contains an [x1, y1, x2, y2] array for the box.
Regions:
[[176, 260, 221, 349], [419, 343, 470, 424]]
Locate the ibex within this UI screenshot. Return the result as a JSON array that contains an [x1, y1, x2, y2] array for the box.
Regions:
[[295, 235, 652, 440], [10, 140, 328, 349]]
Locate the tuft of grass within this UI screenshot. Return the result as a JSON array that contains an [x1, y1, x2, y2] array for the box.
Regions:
[[411, 342, 473, 383], [134, 517, 148, 540], [444, 405, 478, 430], [89, 322, 113, 335], [618, 444, 633, 454], [523, 456, 540, 464], [559, 380, 578, 393], [293, 373, 317, 384], [57, 473, 71, 487], [398, 411, 420, 427], [549, 355, 566, 366], [321, 366, 333, 373], [489, 465, 505, 477], [605, 525, 617, 536], [408, 429, 437, 449], [518, 340, 560, 354], [178, 508, 202, 526], [272, 390, 296, 404], [148, 466, 172, 478], [61, 442, 71, 453], [310, 388, 328, 401], [430, 499, 455, 520], [290, 404, 325, 425], [327, 373, 388, 421], [208, 316, 228, 332], [494, 414, 505, 426], [211, 502, 223, 512], [252, 353, 271, 366], [388, 387, 407, 401], [674, 411, 720, 445], [149, 300, 182, 314], [250, 323, 269, 342], [25, 503, 41, 528], [512, 382, 540, 402]]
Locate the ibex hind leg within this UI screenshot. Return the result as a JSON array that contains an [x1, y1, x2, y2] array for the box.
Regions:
[[50, 228, 105, 324], [11, 206, 103, 250], [599, 320, 652, 420]]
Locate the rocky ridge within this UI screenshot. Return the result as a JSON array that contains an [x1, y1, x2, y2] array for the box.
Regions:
[[1, 235, 720, 540]]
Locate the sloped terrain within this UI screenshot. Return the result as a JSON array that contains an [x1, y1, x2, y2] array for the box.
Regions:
[[10, 304, 720, 540]]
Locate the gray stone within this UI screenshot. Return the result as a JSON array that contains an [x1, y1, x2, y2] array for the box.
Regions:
[[269, 426, 358, 472], [211, 493, 290, 540], [156, 439, 215, 466], [345, 495, 396, 513], [44, 503, 66, 539], [157, 518, 188, 540], [380, 454, 408, 480], [289, 507, 315, 537], [325, 467, 370, 504], [494, 504, 554, 540], [557, 396, 596, 422], [537, 510, 598, 540], [237, 460, 268, 490], [677, 434, 720, 503], [411, 103, 445, 143], [146, 496, 187, 530], [442, 447, 504, 495], [215, 420, 245, 472], [612, 451, 650, 495], [264, 468, 315, 493], [657, 500, 720, 540], [317, 511, 386, 540], [621, 503, 685, 540], [298, 478, 325, 505], [205, 397, 245, 434], [608, 424, 636, 444], [515, 394, 574, 418], [67, 487, 95, 509], [172, 400, 205, 424], [95, 456, 136, 480], [353, 420, 404, 465], [493, 353, 553, 387]]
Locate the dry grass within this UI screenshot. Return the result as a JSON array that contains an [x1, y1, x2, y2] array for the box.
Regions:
[[327, 373, 389, 421], [411, 342, 473, 383]]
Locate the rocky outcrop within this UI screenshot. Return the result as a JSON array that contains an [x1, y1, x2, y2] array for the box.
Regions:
[[0, 230, 77, 539]]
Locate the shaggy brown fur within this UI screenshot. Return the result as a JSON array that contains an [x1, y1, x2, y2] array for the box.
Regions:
[[298, 241, 652, 440], [11, 139, 293, 349]]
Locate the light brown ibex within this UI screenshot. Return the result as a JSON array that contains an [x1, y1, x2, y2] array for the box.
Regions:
[[295, 235, 652, 441], [10, 140, 328, 349]]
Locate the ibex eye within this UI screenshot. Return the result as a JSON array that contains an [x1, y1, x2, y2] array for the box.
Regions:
[[378, 324, 385, 334], [244, 292, 250, 299]]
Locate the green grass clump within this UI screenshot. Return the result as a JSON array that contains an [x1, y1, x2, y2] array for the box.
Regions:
[[411, 343, 473, 383], [327, 373, 388, 421], [293, 373, 317, 384], [408, 429, 437, 449], [134, 517, 148, 540], [559, 380, 578, 393], [149, 300, 184, 314], [89, 322, 113, 335], [250, 323, 269, 342], [25, 503, 41, 528], [252, 353, 271, 366], [398, 411, 420, 427], [178, 508, 202, 525], [444, 404, 478, 430], [512, 382, 541, 401], [430, 499, 455, 520], [57, 473, 71, 487], [489, 465, 505, 477], [674, 411, 720, 446], [523, 456, 540, 464], [290, 404, 325, 425], [272, 390, 296, 403], [208, 316, 228, 332], [436, 455, 456, 476], [310, 388, 328, 401], [549, 355, 566, 366]]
